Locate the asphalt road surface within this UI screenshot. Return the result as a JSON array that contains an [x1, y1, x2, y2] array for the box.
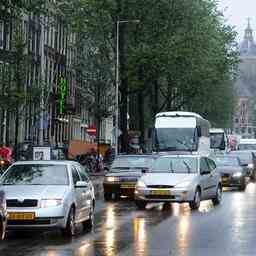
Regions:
[[1, 183, 256, 256]]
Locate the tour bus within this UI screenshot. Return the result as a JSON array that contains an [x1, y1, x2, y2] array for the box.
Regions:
[[153, 111, 211, 156], [210, 128, 229, 154]]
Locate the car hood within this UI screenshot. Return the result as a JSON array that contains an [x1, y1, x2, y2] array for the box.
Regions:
[[216, 166, 243, 174], [141, 173, 197, 186], [106, 170, 143, 178], [1, 185, 69, 200]]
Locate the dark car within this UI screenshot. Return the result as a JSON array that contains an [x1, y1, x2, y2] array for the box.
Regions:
[[214, 156, 249, 191], [0, 190, 7, 240], [103, 155, 155, 200], [228, 150, 256, 180]]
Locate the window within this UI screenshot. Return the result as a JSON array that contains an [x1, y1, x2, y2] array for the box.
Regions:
[[71, 166, 80, 185], [0, 21, 4, 49], [77, 165, 90, 182], [200, 158, 210, 173], [207, 158, 216, 171]]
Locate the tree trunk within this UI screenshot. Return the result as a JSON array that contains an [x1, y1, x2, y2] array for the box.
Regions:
[[138, 91, 144, 147]]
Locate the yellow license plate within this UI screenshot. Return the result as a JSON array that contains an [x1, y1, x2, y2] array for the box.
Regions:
[[121, 182, 135, 189], [8, 212, 35, 220], [222, 177, 229, 182], [151, 190, 170, 196]]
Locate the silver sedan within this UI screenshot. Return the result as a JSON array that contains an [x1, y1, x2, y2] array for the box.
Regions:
[[135, 155, 222, 210], [0, 161, 95, 237]]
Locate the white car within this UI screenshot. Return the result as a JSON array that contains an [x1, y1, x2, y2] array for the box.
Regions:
[[135, 155, 222, 210], [0, 161, 95, 237]]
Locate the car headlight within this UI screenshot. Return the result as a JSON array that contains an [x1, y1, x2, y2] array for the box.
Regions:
[[233, 172, 242, 178], [105, 176, 119, 183], [41, 199, 63, 208], [175, 181, 191, 188], [136, 180, 146, 188], [248, 163, 254, 169]]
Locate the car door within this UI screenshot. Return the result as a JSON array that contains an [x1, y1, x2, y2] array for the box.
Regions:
[[76, 165, 93, 218], [199, 157, 212, 199], [71, 166, 84, 222], [206, 158, 219, 197]]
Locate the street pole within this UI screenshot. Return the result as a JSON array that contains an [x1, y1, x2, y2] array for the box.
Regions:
[[115, 20, 140, 156], [39, 16, 45, 146], [115, 21, 120, 156]]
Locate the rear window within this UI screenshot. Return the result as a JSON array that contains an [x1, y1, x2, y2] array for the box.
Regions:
[[112, 157, 153, 171], [0, 164, 69, 186]]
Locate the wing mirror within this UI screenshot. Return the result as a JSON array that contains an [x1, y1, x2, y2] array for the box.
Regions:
[[75, 181, 88, 188], [142, 169, 148, 174]]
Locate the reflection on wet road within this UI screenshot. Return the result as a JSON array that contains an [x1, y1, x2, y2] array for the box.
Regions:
[[1, 183, 256, 256]]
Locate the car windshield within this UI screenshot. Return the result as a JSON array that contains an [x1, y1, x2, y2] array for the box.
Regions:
[[238, 144, 256, 150], [228, 152, 252, 164], [155, 128, 197, 151], [151, 157, 198, 173], [111, 157, 153, 171], [0, 164, 69, 185], [214, 157, 240, 167]]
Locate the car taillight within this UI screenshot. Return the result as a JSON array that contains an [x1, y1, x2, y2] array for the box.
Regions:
[[0, 160, 5, 165]]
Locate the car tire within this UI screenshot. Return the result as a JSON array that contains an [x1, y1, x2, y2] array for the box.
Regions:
[[189, 188, 201, 210], [61, 207, 76, 238], [212, 184, 222, 205], [239, 180, 246, 191], [104, 192, 112, 201], [0, 220, 5, 240], [82, 209, 94, 231], [135, 200, 147, 210]]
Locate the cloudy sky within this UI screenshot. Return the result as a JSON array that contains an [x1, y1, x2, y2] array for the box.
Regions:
[[218, 0, 256, 42]]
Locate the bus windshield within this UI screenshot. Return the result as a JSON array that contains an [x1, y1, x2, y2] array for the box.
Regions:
[[210, 133, 225, 149], [155, 128, 198, 151]]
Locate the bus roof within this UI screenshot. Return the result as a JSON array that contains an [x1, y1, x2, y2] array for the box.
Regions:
[[156, 111, 203, 119]]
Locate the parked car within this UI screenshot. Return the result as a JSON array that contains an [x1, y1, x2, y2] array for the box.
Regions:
[[134, 155, 222, 210], [214, 155, 250, 190], [237, 139, 256, 151], [0, 161, 95, 237], [0, 190, 7, 240], [228, 150, 256, 180], [103, 155, 155, 200]]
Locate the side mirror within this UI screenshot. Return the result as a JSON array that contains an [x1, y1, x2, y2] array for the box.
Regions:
[[142, 169, 148, 174], [75, 181, 88, 188]]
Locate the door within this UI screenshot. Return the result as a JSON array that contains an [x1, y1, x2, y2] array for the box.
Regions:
[[206, 158, 219, 197], [71, 166, 84, 222], [76, 165, 93, 218], [199, 157, 213, 199]]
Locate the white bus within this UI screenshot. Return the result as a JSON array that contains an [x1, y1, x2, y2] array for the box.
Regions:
[[153, 112, 211, 156], [210, 128, 229, 154]]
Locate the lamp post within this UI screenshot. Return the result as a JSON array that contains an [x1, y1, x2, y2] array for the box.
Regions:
[[115, 19, 140, 156]]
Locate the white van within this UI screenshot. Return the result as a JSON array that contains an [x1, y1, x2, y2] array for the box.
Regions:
[[210, 128, 229, 154], [237, 139, 256, 151], [154, 112, 211, 156]]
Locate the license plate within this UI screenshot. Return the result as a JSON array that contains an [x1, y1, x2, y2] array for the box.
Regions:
[[151, 190, 170, 196], [222, 177, 229, 182], [121, 182, 135, 189], [8, 212, 35, 220]]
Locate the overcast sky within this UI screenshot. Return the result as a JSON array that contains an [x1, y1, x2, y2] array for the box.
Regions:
[[218, 0, 256, 42]]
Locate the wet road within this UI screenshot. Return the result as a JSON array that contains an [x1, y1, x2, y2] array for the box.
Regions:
[[1, 183, 256, 256]]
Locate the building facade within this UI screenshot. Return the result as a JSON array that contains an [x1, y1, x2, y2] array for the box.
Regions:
[[0, 11, 113, 150]]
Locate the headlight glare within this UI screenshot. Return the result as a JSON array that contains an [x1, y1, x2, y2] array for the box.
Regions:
[[136, 180, 146, 188], [41, 199, 62, 208], [106, 176, 119, 183], [233, 172, 242, 178]]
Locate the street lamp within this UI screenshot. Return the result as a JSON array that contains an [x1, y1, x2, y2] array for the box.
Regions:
[[115, 19, 140, 156]]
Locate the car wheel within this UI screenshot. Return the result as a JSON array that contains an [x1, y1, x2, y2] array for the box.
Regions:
[[189, 188, 201, 210], [104, 192, 112, 201], [212, 185, 222, 205], [82, 209, 94, 231], [0, 220, 5, 240], [62, 207, 76, 237], [135, 200, 147, 210]]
